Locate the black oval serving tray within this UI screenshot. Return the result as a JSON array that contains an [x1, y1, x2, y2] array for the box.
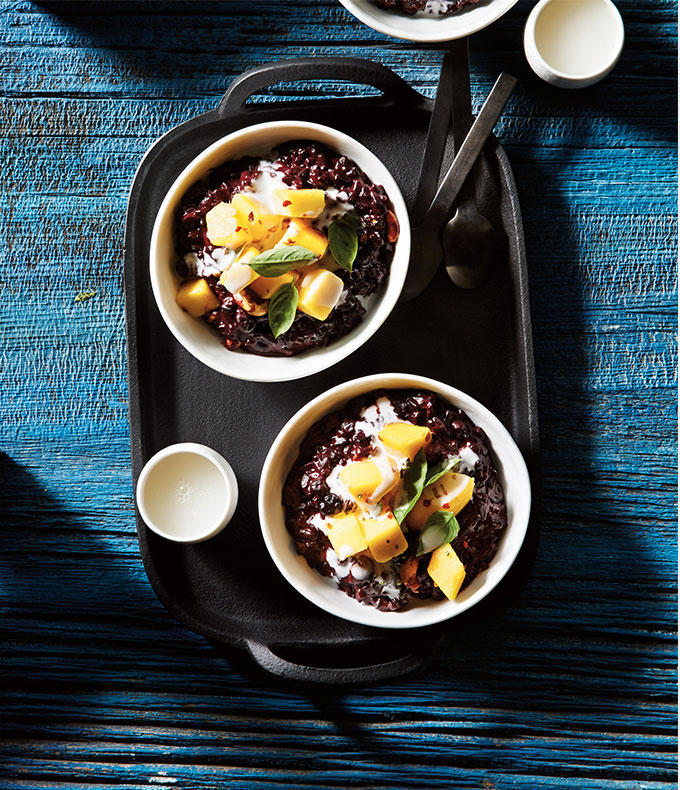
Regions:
[[124, 57, 540, 685]]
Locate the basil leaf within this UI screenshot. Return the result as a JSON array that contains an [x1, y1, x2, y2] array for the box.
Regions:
[[416, 511, 460, 557], [329, 219, 358, 272], [424, 456, 461, 488], [268, 282, 298, 338], [249, 245, 317, 277], [393, 448, 428, 525], [340, 213, 362, 230]]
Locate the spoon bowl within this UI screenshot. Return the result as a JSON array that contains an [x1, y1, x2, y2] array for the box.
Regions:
[[443, 197, 505, 289]]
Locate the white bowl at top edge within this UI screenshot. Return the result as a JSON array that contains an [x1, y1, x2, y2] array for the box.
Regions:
[[149, 120, 410, 383], [258, 373, 532, 629], [339, 0, 520, 43]]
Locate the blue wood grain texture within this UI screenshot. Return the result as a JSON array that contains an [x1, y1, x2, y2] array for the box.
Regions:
[[0, 0, 676, 787]]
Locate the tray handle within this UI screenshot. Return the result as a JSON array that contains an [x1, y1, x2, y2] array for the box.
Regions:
[[245, 636, 439, 685], [218, 57, 421, 116]]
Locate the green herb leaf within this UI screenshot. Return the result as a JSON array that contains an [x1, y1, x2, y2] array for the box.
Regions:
[[416, 511, 460, 556], [393, 448, 428, 525], [249, 245, 317, 277], [74, 291, 96, 303], [340, 213, 363, 230], [424, 456, 461, 488], [268, 281, 298, 338], [329, 219, 358, 272]]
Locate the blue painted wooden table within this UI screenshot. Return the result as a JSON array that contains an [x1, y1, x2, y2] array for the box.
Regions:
[[1, 1, 676, 787]]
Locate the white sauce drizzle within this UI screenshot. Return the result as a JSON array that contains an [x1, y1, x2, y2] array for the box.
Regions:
[[326, 548, 351, 579], [459, 445, 480, 473]]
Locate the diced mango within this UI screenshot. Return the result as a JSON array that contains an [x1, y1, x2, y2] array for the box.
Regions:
[[325, 513, 368, 561], [175, 278, 220, 318], [361, 512, 408, 563], [205, 201, 252, 248], [379, 422, 432, 461], [297, 268, 344, 321], [406, 472, 475, 531], [218, 246, 260, 293], [277, 219, 328, 259], [248, 270, 298, 300], [230, 193, 287, 248], [273, 187, 326, 219], [339, 461, 382, 503], [427, 543, 466, 601]]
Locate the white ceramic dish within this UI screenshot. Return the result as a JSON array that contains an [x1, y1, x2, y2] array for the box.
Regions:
[[339, 0, 519, 42], [258, 373, 532, 629], [136, 442, 238, 543], [524, 0, 624, 89], [149, 120, 410, 383]]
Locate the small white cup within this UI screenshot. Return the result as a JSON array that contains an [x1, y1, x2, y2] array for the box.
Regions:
[[524, 0, 625, 89], [136, 443, 238, 543]]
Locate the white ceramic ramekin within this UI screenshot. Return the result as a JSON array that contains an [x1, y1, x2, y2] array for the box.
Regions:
[[149, 120, 410, 383], [258, 373, 532, 629], [136, 442, 238, 543], [524, 0, 624, 89], [339, 0, 520, 43]]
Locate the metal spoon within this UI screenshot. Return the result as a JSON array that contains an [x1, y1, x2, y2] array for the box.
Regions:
[[444, 39, 507, 290], [401, 71, 518, 302]]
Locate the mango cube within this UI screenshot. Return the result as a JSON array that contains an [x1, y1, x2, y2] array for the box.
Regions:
[[205, 201, 252, 248], [325, 512, 368, 561], [249, 271, 298, 300], [230, 193, 287, 248], [175, 278, 220, 318], [379, 422, 432, 461], [406, 472, 475, 531], [361, 512, 408, 563], [297, 268, 344, 321], [339, 460, 382, 504], [427, 543, 466, 601], [278, 219, 329, 259], [219, 246, 260, 294], [273, 187, 326, 219]]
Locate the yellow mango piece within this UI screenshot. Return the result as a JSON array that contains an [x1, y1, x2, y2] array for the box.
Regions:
[[273, 187, 326, 219], [230, 193, 287, 248], [205, 201, 252, 248], [379, 422, 432, 461], [406, 472, 475, 531], [339, 460, 382, 504], [277, 219, 328, 259], [427, 543, 466, 601], [249, 271, 297, 300], [175, 278, 219, 318], [361, 512, 408, 563], [218, 246, 260, 293], [297, 268, 344, 321], [325, 512, 368, 561]]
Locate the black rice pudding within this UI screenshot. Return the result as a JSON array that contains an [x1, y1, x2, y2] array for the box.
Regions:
[[173, 140, 399, 356], [283, 389, 507, 611], [375, 0, 479, 16]]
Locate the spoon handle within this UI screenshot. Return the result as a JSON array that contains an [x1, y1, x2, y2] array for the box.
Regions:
[[423, 71, 517, 228], [412, 51, 453, 225], [450, 37, 475, 203]]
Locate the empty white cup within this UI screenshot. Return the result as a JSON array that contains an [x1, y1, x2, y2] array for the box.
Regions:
[[524, 0, 625, 89]]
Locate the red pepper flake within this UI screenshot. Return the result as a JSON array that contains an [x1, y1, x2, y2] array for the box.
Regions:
[[248, 212, 254, 222], [235, 226, 242, 232], [442, 503, 450, 509], [282, 200, 292, 207]]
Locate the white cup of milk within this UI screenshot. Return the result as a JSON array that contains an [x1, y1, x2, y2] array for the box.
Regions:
[[136, 443, 238, 543], [524, 0, 625, 89]]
